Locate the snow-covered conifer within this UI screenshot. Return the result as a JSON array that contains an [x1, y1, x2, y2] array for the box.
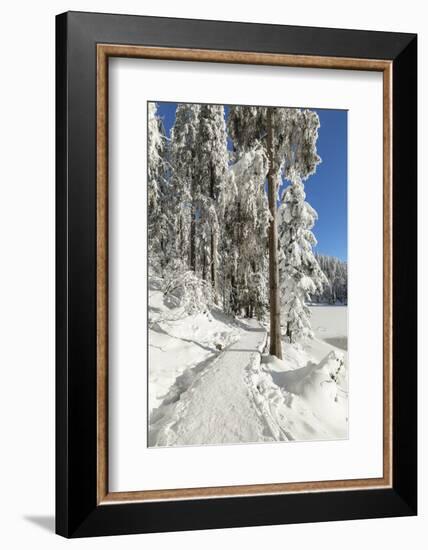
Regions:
[[194, 104, 229, 300], [227, 106, 321, 357], [313, 254, 348, 304], [147, 102, 169, 274], [278, 170, 328, 342], [169, 103, 201, 269], [222, 148, 270, 318]]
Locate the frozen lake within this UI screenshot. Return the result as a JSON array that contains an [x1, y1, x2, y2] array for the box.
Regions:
[[309, 305, 348, 351]]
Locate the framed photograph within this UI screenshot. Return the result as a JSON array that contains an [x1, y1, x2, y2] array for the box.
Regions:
[[56, 11, 417, 538]]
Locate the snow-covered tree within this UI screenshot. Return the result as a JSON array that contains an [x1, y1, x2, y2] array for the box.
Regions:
[[147, 102, 169, 274], [194, 105, 229, 300], [169, 103, 201, 270], [162, 259, 214, 315], [221, 148, 270, 318], [312, 254, 348, 304], [149, 102, 324, 343], [227, 106, 321, 357], [278, 169, 328, 342]]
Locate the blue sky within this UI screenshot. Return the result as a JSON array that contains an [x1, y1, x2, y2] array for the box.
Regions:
[[156, 102, 347, 261]]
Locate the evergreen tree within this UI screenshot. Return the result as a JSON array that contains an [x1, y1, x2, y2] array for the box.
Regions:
[[194, 105, 229, 301], [222, 148, 270, 318], [312, 254, 348, 304], [228, 106, 321, 358], [169, 103, 201, 269], [278, 170, 328, 342], [147, 102, 169, 274]]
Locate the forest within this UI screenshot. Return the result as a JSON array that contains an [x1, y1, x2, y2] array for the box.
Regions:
[[148, 103, 348, 349], [312, 254, 348, 304], [148, 101, 349, 447]]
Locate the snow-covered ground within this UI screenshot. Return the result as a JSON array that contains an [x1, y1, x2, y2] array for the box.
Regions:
[[148, 280, 242, 413], [148, 289, 348, 447], [253, 305, 348, 442], [149, 318, 268, 447]]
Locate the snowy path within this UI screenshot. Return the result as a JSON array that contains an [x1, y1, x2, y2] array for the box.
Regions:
[[149, 319, 270, 447], [149, 306, 348, 447]]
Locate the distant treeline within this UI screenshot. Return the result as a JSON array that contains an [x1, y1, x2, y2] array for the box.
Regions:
[[311, 254, 348, 304]]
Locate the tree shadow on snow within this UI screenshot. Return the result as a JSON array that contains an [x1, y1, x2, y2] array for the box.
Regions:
[[149, 322, 216, 353], [269, 361, 318, 393], [209, 308, 265, 332], [226, 348, 264, 353], [243, 326, 266, 333]]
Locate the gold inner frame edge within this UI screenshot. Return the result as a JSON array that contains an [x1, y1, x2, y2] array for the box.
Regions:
[[96, 44, 393, 505]]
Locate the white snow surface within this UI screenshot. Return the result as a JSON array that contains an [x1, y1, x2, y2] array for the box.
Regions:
[[148, 286, 241, 413], [148, 291, 348, 447], [149, 318, 268, 447]]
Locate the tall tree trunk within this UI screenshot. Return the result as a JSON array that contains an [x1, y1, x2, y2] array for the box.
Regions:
[[210, 233, 218, 303], [266, 108, 283, 359], [209, 164, 218, 303], [159, 236, 164, 276], [178, 217, 183, 263], [286, 321, 291, 343], [202, 249, 207, 281], [230, 271, 237, 315], [190, 201, 196, 272]]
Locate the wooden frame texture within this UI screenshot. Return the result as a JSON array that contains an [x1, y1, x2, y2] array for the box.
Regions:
[[56, 11, 417, 537]]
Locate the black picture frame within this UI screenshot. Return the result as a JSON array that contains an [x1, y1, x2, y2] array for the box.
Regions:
[[56, 10, 417, 538]]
